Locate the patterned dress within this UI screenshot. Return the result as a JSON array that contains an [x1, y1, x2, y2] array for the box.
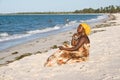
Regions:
[[44, 43, 90, 67]]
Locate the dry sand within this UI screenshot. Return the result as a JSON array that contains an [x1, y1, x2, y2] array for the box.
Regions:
[[0, 13, 120, 80]]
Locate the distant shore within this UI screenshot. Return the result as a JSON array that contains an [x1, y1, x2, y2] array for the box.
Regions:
[[0, 5, 119, 15], [0, 12, 106, 16]]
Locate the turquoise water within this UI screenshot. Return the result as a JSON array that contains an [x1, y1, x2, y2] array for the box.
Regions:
[[0, 14, 107, 51]]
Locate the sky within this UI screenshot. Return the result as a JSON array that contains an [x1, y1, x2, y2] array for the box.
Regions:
[[0, 0, 120, 13]]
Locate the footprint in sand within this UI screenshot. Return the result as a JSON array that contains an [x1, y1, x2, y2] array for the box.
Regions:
[[80, 65, 85, 69], [102, 74, 120, 80]]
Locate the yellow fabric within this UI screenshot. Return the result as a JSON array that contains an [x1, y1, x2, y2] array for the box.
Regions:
[[80, 23, 91, 35]]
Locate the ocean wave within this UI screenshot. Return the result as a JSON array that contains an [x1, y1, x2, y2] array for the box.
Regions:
[[0, 32, 9, 37], [0, 26, 61, 42], [65, 20, 78, 27], [0, 34, 31, 42], [27, 26, 60, 34], [81, 15, 108, 23]]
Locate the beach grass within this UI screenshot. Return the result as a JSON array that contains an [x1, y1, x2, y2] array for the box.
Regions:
[[15, 53, 32, 60], [50, 45, 58, 49], [11, 51, 19, 55]]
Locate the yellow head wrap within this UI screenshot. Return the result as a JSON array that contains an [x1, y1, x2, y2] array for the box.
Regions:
[[80, 23, 91, 35]]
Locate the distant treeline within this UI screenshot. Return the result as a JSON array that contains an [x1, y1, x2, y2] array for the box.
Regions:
[[9, 5, 120, 14], [74, 5, 120, 13], [16, 12, 73, 14]]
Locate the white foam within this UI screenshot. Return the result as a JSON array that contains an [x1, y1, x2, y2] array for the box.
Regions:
[[27, 26, 60, 34], [65, 20, 78, 27], [0, 34, 31, 42], [0, 32, 9, 37], [81, 15, 108, 23], [0, 26, 60, 42]]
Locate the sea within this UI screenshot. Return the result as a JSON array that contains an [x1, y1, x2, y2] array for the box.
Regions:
[[0, 14, 108, 51]]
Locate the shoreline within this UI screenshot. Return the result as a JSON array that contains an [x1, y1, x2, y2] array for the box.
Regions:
[[0, 13, 120, 80], [0, 14, 104, 51]]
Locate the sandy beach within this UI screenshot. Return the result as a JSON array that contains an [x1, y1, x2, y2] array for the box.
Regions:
[[0, 13, 120, 80]]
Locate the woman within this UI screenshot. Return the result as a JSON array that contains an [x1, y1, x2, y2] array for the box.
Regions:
[[44, 23, 91, 67]]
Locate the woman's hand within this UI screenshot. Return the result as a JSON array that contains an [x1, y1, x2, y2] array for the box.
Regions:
[[58, 46, 64, 50]]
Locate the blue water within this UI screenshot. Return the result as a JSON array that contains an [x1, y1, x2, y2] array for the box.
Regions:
[[0, 14, 107, 51]]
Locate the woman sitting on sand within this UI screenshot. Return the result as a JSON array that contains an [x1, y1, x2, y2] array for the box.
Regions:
[[44, 23, 91, 67]]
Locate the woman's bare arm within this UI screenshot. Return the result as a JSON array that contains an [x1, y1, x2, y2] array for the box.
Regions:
[[59, 36, 86, 51]]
